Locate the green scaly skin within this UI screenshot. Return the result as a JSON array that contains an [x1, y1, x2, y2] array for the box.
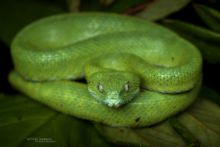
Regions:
[[9, 13, 202, 127]]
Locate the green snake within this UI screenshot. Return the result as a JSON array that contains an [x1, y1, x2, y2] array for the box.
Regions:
[[9, 13, 202, 127]]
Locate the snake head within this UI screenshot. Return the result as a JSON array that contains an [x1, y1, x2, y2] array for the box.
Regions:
[[87, 71, 140, 108]]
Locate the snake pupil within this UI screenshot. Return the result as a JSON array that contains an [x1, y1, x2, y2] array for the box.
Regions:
[[97, 83, 104, 93], [124, 83, 129, 92]]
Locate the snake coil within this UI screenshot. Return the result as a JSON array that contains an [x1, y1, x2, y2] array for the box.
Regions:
[[9, 13, 202, 127]]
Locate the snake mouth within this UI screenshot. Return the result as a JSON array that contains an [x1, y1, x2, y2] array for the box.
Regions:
[[103, 99, 123, 108]]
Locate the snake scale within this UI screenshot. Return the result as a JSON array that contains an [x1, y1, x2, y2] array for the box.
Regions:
[[9, 13, 202, 127]]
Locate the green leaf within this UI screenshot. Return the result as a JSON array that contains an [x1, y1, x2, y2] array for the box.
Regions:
[[0, 0, 66, 45], [194, 4, 220, 33], [169, 118, 200, 146], [67, 0, 80, 12], [177, 98, 220, 147], [0, 94, 111, 147], [104, 0, 146, 13], [80, 0, 146, 12], [80, 0, 190, 21], [0, 94, 55, 147], [135, 0, 191, 21], [95, 98, 220, 146], [95, 122, 186, 146], [199, 86, 220, 105], [163, 19, 220, 63]]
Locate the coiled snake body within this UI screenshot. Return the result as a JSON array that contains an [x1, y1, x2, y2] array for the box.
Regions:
[[9, 13, 202, 127]]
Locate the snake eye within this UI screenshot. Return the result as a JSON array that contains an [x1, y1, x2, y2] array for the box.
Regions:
[[97, 83, 104, 93], [124, 83, 129, 92]]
